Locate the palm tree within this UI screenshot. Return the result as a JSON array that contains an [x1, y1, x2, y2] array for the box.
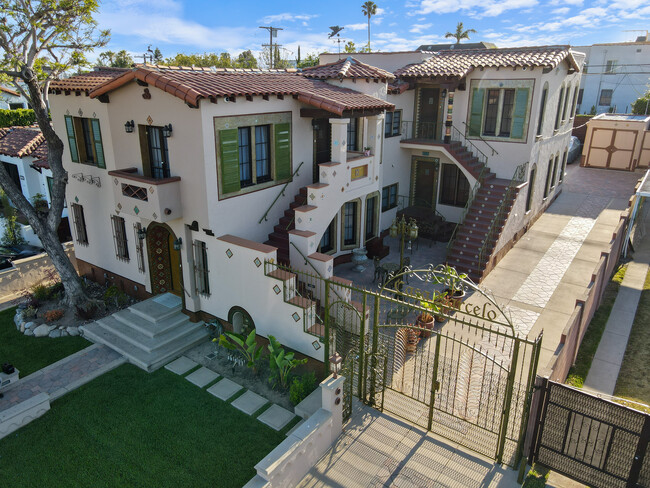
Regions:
[[361, 1, 377, 51], [445, 22, 477, 45]]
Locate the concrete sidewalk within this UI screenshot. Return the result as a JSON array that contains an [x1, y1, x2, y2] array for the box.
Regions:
[[583, 218, 650, 395]]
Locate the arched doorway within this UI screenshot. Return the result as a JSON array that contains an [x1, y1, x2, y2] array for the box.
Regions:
[[146, 223, 183, 296]]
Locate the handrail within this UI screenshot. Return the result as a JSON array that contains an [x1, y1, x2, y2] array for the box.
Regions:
[[450, 124, 490, 166], [477, 161, 529, 271], [258, 161, 304, 224], [461, 121, 499, 156], [289, 241, 345, 303]]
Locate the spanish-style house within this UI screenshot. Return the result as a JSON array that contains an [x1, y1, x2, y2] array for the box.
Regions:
[[46, 45, 583, 363]]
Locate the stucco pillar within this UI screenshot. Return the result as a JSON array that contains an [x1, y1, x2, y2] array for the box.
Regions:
[[366, 113, 385, 160], [329, 118, 349, 164], [320, 374, 346, 443]]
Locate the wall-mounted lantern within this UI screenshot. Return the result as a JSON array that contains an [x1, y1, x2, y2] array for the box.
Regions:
[[124, 120, 135, 133], [162, 124, 173, 138]]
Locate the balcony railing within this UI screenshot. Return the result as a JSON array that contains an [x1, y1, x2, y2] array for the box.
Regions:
[[108, 167, 182, 223]]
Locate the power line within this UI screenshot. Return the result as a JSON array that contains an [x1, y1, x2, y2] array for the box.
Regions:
[[259, 26, 283, 69]]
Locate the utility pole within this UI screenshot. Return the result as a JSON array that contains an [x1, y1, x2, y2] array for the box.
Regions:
[[259, 26, 283, 69]]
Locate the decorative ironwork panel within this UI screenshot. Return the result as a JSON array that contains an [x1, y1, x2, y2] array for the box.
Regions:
[[121, 183, 148, 201], [535, 381, 650, 488]]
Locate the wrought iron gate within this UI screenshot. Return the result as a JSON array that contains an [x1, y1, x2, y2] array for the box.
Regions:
[[530, 379, 650, 488]]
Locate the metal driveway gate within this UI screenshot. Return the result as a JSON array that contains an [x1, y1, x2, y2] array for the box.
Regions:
[[530, 379, 650, 487]]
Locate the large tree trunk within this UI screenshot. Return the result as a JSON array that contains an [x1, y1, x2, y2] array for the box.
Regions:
[[0, 67, 91, 309]]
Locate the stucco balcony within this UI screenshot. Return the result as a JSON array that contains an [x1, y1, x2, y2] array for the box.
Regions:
[[108, 167, 182, 223]]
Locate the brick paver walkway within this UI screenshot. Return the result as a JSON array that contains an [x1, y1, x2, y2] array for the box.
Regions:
[[0, 344, 124, 412]]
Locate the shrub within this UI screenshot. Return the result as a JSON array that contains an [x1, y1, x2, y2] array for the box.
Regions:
[[290, 372, 317, 406], [44, 309, 64, 322], [217, 329, 263, 373], [31, 283, 50, 301], [0, 108, 36, 127], [23, 305, 37, 319], [76, 303, 97, 320], [31, 193, 49, 213], [268, 335, 307, 389], [103, 285, 128, 307]]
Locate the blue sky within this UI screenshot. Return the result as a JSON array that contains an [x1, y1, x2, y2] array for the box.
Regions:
[[95, 0, 650, 63]]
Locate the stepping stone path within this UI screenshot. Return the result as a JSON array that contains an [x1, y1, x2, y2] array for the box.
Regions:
[[207, 378, 243, 401], [164, 357, 198, 375], [258, 404, 295, 431], [165, 356, 298, 432], [232, 390, 268, 415], [185, 367, 219, 388]]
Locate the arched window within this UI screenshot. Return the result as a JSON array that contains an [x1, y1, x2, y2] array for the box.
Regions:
[[526, 163, 536, 212], [536, 82, 549, 137]]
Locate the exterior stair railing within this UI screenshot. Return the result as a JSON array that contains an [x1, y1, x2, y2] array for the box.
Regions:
[[258, 161, 303, 224], [477, 161, 529, 271], [461, 121, 499, 156], [289, 242, 345, 303], [446, 124, 489, 257]]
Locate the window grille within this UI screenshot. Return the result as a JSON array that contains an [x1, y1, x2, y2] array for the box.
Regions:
[[193, 240, 210, 296], [71, 203, 88, 246], [133, 223, 145, 273], [111, 215, 129, 261]]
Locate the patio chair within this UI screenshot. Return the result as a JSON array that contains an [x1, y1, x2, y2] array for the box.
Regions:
[[373, 256, 386, 285]]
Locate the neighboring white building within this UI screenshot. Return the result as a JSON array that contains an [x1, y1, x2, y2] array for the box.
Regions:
[[47, 46, 583, 361], [575, 36, 650, 115], [0, 86, 28, 110]]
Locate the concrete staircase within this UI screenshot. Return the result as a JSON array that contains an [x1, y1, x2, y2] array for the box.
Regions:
[[447, 141, 498, 182], [447, 178, 516, 282], [81, 293, 208, 372]]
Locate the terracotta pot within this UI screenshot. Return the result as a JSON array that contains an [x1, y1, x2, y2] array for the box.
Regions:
[[405, 328, 419, 352], [416, 315, 434, 338], [444, 288, 465, 309]]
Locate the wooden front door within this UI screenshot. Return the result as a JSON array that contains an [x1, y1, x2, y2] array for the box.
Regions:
[[413, 160, 438, 208], [313, 118, 331, 182], [147, 224, 182, 296], [417, 88, 440, 140]]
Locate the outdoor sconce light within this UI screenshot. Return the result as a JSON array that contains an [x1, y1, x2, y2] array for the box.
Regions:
[[137, 226, 147, 240], [162, 124, 173, 138], [124, 120, 135, 133], [329, 352, 342, 378], [173, 237, 182, 251], [441, 88, 447, 99]]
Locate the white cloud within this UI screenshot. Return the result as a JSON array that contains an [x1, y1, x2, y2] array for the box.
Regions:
[[259, 13, 319, 24], [552, 7, 570, 14], [550, 0, 582, 5], [345, 23, 367, 31], [410, 23, 433, 33], [414, 0, 538, 17]]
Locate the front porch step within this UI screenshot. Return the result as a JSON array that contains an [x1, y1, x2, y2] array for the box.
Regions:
[[80, 293, 209, 372], [288, 296, 316, 309]]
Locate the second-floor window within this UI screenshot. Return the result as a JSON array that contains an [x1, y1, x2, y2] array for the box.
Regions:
[[140, 126, 171, 179], [381, 183, 398, 211], [605, 60, 617, 74], [64, 115, 105, 168], [385, 110, 402, 137], [468, 82, 531, 141], [217, 115, 291, 197], [347, 118, 359, 151], [599, 89, 613, 107]]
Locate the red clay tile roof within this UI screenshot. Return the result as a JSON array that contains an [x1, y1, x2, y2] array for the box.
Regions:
[[49, 67, 130, 94], [0, 126, 44, 158], [0, 86, 20, 97], [301, 57, 395, 81], [388, 81, 410, 95], [88, 66, 394, 115], [31, 140, 49, 168], [395, 46, 581, 79]]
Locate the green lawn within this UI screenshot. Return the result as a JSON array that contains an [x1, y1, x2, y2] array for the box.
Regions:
[[614, 269, 650, 406], [0, 363, 289, 487], [0, 306, 90, 377], [566, 264, 627, 388]]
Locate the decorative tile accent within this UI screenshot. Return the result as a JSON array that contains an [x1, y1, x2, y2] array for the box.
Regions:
[[292, 312, 301, 322], [152, 212, 158, 220], [77, 108, 83, 116], [312, 340, 321, 350], [253, 257, 262, 268], [332, 170, 337, 177], [149, 186, 155, 193], [116, 202, 122, 210], [74, 196, 79, 203], [321, 171, 326, 179], [273, 285, 281, 295], [309, 193, 315, 201], [133, 206, 140, 215], [114, 178, 119, 185], [225, 248, 233, 258], [297, 217, 302, 224], [327, 265, 332, 273], [147, 115, 153, 125]]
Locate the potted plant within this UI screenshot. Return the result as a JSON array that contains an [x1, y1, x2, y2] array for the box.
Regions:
[[415, 294, 436, 338], [363, 146, 371, 156], [435, 264, 468, 309], [433, 291, 453, 325]]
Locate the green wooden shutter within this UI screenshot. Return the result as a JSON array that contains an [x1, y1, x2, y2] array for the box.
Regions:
[[468, 88, 485, 137], [64, 115, 79, 163], [219, 129, 240, 194], [274, 122, 291, 180], [511, 88, 530, 140], [90, 119, 105, 168]]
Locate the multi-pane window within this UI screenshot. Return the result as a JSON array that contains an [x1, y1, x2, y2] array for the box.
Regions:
[[544, 157, 554, 198], [554, 87, 565, 131], [439, 164, 470, 207], [218, 119, 291, 196], [483, 89, 500, 136], [71, 203, 88, 246], [385, 110, 402, 137], [145, 126, 171, 179], [318, 218, 336, 253], [64, 116, 105, 168], [255, 125, 271, 182], [479, 88, 523, 138], [605, 60, 617, 74], [133, 223, 146, 273], [526, 164, 536, 212], [570, 86, 579, 118], [577, 89, 584, 106], [559, 150, 568, 183], [599, 89, 613, 106], [238, 127, 252, 186], [381, 183, 398, 211], [551, 154, 559, 188], [562, 86, 572, 121], [365, 196, 377, 241], [110, 215, 129, 262], [536, 87, 548, 136], [343, 201, 358, 246], [193, 240, 210, 296], [347, 118, 358, 151]]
